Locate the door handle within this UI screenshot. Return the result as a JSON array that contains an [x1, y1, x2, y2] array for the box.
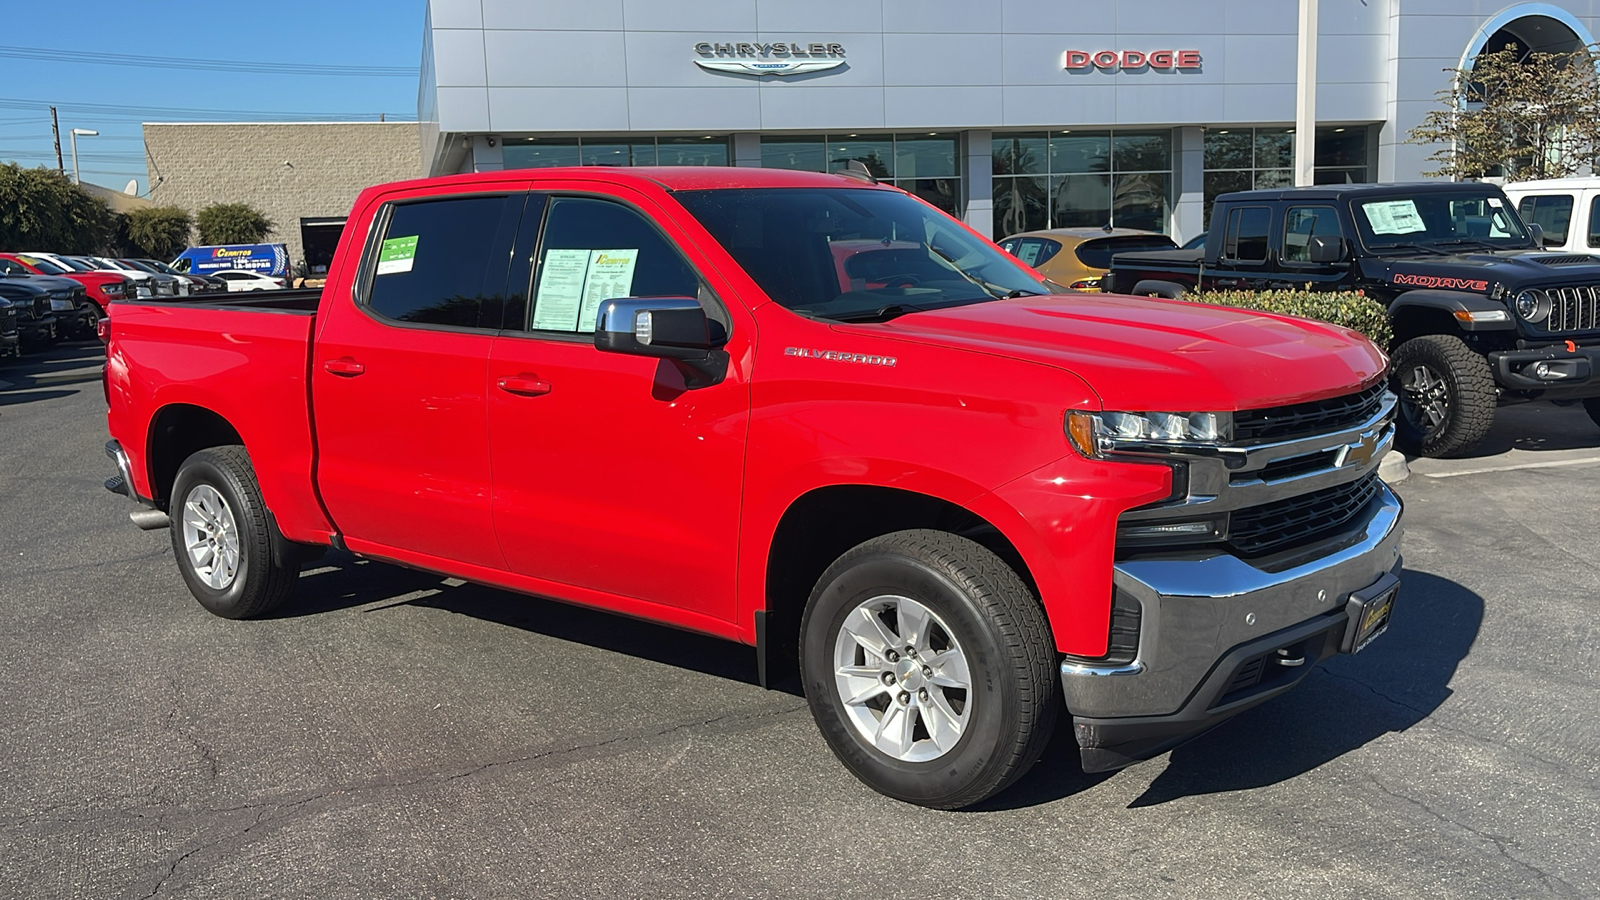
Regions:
[[324, 357, 365, 377], [497, 374, 552, 396]]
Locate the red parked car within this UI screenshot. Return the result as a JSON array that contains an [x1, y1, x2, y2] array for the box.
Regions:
[[102, 167, 1402, 808], [0, 252, 130, 322]]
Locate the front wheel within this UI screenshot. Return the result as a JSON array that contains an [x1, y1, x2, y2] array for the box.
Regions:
[[169, 445, 299, 619], [1389, 334, 1497, 458], [800, 530, 1058, 809]]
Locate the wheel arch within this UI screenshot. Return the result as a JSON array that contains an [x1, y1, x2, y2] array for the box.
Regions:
[[1390, 289, 1514, 344], [145, 403, 244, 507], [756, 484, 1039, 690]]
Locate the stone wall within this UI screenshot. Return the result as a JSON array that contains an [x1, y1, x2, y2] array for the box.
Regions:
[[142, 122, 423, 269]]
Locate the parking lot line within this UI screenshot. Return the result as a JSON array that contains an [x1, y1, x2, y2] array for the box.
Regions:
[[1422, 456, 1600, 478]]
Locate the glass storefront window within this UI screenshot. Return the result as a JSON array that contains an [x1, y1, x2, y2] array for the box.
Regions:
[[992, 129, 1172, 237], [759, 133, 963, 215], [503, 136, 729, 169], [1201, 125, 1373, 228]]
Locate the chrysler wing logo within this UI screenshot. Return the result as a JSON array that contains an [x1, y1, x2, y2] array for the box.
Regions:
[[694, 40, 846, 77], [695, 58, 845, 76]]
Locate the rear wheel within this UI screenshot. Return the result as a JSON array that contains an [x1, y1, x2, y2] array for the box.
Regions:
[[800, 530, 1058, 809], [1390, 334, 1497, 458], [169, 445, 299, 619]]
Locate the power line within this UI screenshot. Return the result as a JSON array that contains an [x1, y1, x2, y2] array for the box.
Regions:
[[0, 97, 413, 124], [0, 45, 417, 77]]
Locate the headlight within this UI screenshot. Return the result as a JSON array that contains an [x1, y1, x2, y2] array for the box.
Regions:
[[1514, 289, 1551, 323], [1067, 410, 1238, 460]]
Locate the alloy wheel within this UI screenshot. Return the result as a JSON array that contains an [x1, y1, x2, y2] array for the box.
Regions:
[[180, 483, 241, 590]]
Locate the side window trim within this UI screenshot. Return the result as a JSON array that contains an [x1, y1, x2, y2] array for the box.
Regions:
[[506, 191, 731, 341], [354, 192, 525, 335]]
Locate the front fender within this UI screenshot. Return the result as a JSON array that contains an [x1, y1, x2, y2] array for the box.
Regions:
[[1391, 289, 1515, 331]]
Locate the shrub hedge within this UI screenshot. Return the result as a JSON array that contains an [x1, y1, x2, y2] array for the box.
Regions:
[[1179, 288, 1393, 348]]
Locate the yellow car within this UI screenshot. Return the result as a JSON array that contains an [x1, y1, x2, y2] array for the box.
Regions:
[[998, 227, 1177, 291]]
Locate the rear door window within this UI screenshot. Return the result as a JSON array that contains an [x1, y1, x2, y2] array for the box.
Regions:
[[365, 194, 527, 330], [1516, 194, 1574, 246], [1589, 196, 1600, 248], [1074, 235, 1176, 269], [1221, 207, 1272, 262], [1281, 206, 1341, 263]]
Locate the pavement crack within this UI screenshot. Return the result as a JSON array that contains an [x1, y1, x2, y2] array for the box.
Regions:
[[1363, 775, 1581, 897]]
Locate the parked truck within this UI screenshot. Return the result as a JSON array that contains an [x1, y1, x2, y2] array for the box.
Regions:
[[103, 166, 1402, 808], [1106, 182, 1600, 456]]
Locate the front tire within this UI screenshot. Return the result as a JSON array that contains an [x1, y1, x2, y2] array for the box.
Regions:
[[169, 445, 298, 619], [1583, 398, 1600, 431], [800, 530, 1058, 809], [1390, 334, 1497, 458]]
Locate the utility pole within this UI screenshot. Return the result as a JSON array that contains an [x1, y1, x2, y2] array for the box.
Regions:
[[1293, 0, 1319, 186], [50, 106, 64, 173]]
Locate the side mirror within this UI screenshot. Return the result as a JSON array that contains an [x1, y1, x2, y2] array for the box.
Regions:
[[595, 297, 728, 388], [1526, 223, 1546, 248], [1308, 234, 1347, 264]]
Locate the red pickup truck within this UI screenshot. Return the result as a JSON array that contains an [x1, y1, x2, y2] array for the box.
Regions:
[[103, 166, 1402, 809]]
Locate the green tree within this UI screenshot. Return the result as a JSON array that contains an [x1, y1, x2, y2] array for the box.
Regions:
[[196, 202, 274, 245], [0, 163, 117, 253], [123, 206, 194, 259], [1408, 42, 1600, 181]]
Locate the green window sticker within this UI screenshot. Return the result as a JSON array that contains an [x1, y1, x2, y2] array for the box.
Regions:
[[376, 235, 419, 275]]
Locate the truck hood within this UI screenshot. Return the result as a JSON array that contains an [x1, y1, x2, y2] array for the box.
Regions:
[[866, 293, 1387, 412], [1361, 249, 1600, 295]]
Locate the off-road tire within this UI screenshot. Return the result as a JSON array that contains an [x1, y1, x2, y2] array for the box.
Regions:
[[800, 529, 1058, 809], [1390, 334, 1497, 458], [169, 445, 299, 619]]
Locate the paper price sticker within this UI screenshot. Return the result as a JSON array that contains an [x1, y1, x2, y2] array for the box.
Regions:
[[376, 235, 419, 275]]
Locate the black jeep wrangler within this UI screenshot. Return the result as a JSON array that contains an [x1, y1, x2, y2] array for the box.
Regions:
[[1106, 181, 1600, 456]]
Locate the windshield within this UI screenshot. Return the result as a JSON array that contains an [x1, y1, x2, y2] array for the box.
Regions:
[[675, 188, 1052, 321], [15, 255, 68, 275], [139, 259, 179, 274], [1353, 192, 1532, 250], [120, 259, 161, 273]]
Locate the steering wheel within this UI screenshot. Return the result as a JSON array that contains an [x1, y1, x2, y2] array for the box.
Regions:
[[881, 275, 921, 288]]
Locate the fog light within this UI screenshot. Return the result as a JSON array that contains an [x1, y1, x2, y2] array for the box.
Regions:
[[1534, 361, 1551, 378]]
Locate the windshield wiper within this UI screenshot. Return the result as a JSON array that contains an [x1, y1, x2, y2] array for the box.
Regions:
[[827, 303, 930, 323], [1434, 238, 1517, 252], [924, 244, 1012, 300], [1374, 241, 1451, 256]]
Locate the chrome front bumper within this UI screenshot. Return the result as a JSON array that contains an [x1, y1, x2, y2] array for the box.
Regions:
[[1064, 482, 1404, 772]]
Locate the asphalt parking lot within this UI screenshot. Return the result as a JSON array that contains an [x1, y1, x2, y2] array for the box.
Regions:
[[2, 342, 1598, 899]]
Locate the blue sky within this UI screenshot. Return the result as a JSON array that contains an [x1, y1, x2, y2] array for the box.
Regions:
[[0, 0, 426, 195]]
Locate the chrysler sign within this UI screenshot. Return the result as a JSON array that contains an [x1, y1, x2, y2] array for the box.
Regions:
[[694, 40, 846, 76], [1063, 49, 1202, 70]]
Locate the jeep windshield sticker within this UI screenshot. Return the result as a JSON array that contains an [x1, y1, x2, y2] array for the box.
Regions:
[[376, 235, 419, 275], [1393, 272, 1489, 291], [1362, 200, 1426, 235], [785, 347, 897, 367]]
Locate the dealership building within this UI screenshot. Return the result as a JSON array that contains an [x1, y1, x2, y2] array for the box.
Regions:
[[417, 0, 1600, 243]]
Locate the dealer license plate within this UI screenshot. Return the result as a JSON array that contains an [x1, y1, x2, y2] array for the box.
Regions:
[[1349, 586, 1396, 653]]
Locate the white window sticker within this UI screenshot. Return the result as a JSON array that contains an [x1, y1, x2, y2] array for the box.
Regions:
[[576, 249, 640, 334], [376, 235, 418, 275], [532, 249, 593, 331], [1017, 243, 1042, 265], [1363, 200, 1426, 235]]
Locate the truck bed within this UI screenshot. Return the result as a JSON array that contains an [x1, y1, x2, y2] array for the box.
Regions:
[[1105, 248, 1205, 294], [105, 293, 333, 542]]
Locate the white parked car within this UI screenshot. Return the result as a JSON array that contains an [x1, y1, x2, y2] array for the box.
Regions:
[[211, 269, 286, 292], [1501, 177, 1600, 255]]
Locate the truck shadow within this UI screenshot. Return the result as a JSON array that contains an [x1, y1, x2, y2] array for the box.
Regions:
[[1438, 401, 1600, 459], [983, 568, 1482, 811], [282, 553, 777, 692]]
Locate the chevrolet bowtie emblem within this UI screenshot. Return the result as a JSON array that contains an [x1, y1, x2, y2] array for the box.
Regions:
[[1336, 429, 1384, 468]]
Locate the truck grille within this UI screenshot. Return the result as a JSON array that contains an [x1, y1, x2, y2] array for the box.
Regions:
[[1227, 472, 1382, 557], [1234, 382, 1387, 442], [1545, 286, 1600, 333], [1, 306, 16, 336]]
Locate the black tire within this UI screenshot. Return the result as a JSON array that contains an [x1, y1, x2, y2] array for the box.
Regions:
[[1389, 334, 1497, 458], [1584, 398, 1600, 431], [168, 445, 298, 619], [800, 529, 1058, 809]]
